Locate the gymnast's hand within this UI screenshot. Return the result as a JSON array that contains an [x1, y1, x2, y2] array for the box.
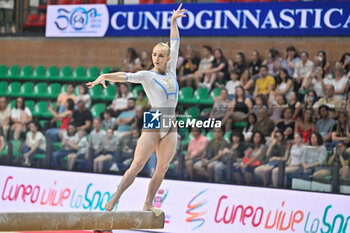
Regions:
[[86, 74, 107, 89], [171, 3, 187, 22]]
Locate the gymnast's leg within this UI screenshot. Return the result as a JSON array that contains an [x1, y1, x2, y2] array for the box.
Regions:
[[105, 131, 158, 211]]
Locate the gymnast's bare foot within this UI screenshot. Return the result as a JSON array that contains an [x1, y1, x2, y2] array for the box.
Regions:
[[105, 194, 119, 211], [143, 203, 163, 217]]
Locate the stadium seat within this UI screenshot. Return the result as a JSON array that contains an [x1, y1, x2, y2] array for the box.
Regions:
[[72, 66, 86, 81], [59, 66, 73, 81], [7, 65, 20, 78], [0, 81, 8, 96], [91, 103, 106, 118], [19, 65, 33, 80], [95, 0, 106, 3], [184, 107, 199, 120], [224, 131, 232, 142], [32, 66, 46, 80], [200, 107, 212, 116], [194, 88, 211, 105], [100, 66, 112, 74], [23, 14, 40, 28], [10, 100, 15, 108], [71, 0, 83, 4], [8, 82, 21, 97], [89, 85, 102, 100], [210, 88, 221, 99], [87, 66, 99, 81], [46, 66, 59, 80], [24, 100, 35, 112], [33, 82, 48, 98], [0, 65, 7, 79], [132, 85, 144, 98], [37, 14, 47, 27], [179, 87, 196, 104], [100, 85, 116, 101], [0, 144, 8, 158], [10, 140, 21, 158], [57, 0, 71, 4], [33, 101, 51, 118], [20, 82, 34, 98], [47, 83, 61, 98], [206, 130, 214, 141]]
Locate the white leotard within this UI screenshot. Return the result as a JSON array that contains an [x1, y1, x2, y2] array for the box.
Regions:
[[125, 38, 179, 138]]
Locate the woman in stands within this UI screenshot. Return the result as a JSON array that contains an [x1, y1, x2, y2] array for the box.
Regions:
[[10, 97, 32, 140], [22, 121, 46, 166], [294, 108, 315, 143], [87, 4, 186, 215]]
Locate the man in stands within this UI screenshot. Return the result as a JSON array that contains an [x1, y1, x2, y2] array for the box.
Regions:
[[178, 45, 200, 87], [253, 65, 275, 98], [315, 84, 342, 119], [293, 51, 314, 90], [71, 100, 93, 132]]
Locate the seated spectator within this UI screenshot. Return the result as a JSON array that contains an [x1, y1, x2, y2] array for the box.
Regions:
[[71, 100, 93, 132], [273, 107, 295, 140], [302, 66, 326, 98], [198, 48, 228, 90], [10, 97, 32, 140], [131, 106, 143, 132], [22, 121, 46, 166], [331, 112, 350, 145], [272, 133, 305, 187], [295, 108, 315, 143], [239, 69, 255, 97], [314, 50, 331, 75], [255, 130, 287, 186], [0, 96, 10, 138], [0, 127, 5, 153], [88, 118, 106, 159], [248, 50, 262, 79], [110, 83, 134, 117], [228, 52, 247, 75], [316, 105, 336, 143], [304, 90, 318, 110], [293, 51, 314, 91], [123, 47, 140, 73], [243, 113, 257, 142], [327, 66, 348, 100], [268, 93, 287, 122], [338, 52, 350, 75], [274, 68, 293, 100], [214, 131, 246, 183], [222, 86, 253, 132], [315, 84, 342, 119], [224, 69, 240, 98], [233, 131, 266, 185], [102, 109, 116, 130], [135, 91, 149, 110], [193, 127, 227, 181], [252, 94, 268, 116], [93, 128, 118, 173], [206, 88, 230, 121], [191, 45, 214, 87], [281, 45, 300, 77], [57, 83, 76, 114], [114, 98, 136, 145], [135, 50, 153, 71], [51, 123, 79, 168], [253, 108, 275, 137], [67, 130, 88, 171], [253, 65, 275, 98], [287, 91, 302, 120], [300, 132, 327, 177], [263, 47, 283, 78], [46, 98, 74, 142], [76, 84, 91, 109], [178, 45, 200, 87]]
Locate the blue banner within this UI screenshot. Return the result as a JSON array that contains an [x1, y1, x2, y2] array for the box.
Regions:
[[46, 2, 350, 37]]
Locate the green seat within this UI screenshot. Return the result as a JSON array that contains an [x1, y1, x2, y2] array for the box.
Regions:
[[91, 103, 106, 118], [10, 100, 16, 108], [179, 87, 196, 104], [194, 88, 212, 105], [39, 120, 47, 130], [19, 65, 33, 80], [32, 66, 46, 80], [7, 65, 20, 78], [33, 82, 48, 98], [200, 107, 212, 116], [210, 88, 221, 100], [72, 66, 86, 81], [48, 83, 61, 99], [34, 101, 51, 118], [0, 144, 8, 157], [89, 85, 102, 101], [132, 85, 144, 98], [87, 67, 99, 81], [0, 81, 8, 96], [206, 130, 214, 141], [233, 121, 247, 128], [100, 85, 116, 101], [8, 82, 21, 97], [24, 100, 35, 112], [100, 66, 112, 74], [184, 107, 199, 119], [0, 65, 7, 79], [46, 66, 59, 79], [20, 82, 34, 98], [11, 140, 21, 158], [59, 66, 73, 81], [224, 131, 232, 142]]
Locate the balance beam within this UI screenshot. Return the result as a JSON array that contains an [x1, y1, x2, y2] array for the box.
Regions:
[[0, 211, 164, 231]]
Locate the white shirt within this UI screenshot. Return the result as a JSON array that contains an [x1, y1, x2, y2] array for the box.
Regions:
[[112, 92, 134, 110], [198, 55, 214, 73], [289, 144, 306, 166], [11, 107, 32, 121], [293, 60, 314, 79], [225, 80, 240, 95], [76, 94, 91, 109], [330, 76, 348, 100], [0, 106, 11, 126], [0, 0, 14, 9], [311, 78, 325, 98], [26, 131, 46, 151]]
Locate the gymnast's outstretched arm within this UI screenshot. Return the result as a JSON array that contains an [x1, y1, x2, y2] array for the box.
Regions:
[[86, 72, 126, 89], [170, 3, 186, 39]]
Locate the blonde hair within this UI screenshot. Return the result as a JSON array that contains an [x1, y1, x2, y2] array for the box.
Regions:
[[154, 42, 170, 56]]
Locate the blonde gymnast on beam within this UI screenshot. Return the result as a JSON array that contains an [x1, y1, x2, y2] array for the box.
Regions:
[[86, 4, 187, 216]]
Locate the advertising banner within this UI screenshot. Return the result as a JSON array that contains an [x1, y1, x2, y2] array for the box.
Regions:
[[46, 2, 350, 37], [1, 166, 350, 233]]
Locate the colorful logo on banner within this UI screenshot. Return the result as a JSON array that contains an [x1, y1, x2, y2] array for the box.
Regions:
[[153, 188, 171, 224], [186, 188, 208, 230], [143, 110, 162, 129]]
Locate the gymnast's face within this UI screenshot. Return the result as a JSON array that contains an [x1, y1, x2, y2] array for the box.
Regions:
[[152, 45, 170, 72]]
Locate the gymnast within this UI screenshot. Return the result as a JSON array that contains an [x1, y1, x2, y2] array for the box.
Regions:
[[86, 4, 187, 215]]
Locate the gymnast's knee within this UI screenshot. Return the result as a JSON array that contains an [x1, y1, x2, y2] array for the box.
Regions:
[[128, 162, 145, 175]]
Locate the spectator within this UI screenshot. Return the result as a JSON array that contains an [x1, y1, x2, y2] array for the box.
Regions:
[[248, 50, 262, 78], [193, 127, 227, 181], [273, 107, 295, 140], [300, 132, 327, 177], [93, 128, 118, 173], [239, 69, 255, 97], [123, 47, 140, 73], [71, 100, 93, 132], [304, 90, 318, 110], [214, 131, 246, 183], [102, 109, 116, 130], [0, 96, 10, 138], [135, 50, 153, 71], [287, 91, 302, 120], [51, 123, 78, 168], [198, 48, 228, 90], [295, 108, 315, 143], [253, 108, 275, 137], [243, 113, 257, 142], [76, 84, 91, 109], [274, 68, 293, 100], [253, 65, 275, 98], [303, 67, 326, 99], [293, 51, 313, 91], [178, 45, 200, 87], [314, 50, 331, 75], [0, 0, 15, 34], [328, 66, 348, 100], [233, 131, 266, 185], [67, 130, 88, 171], [338, 52, 350, 75], [252, 94, 268, 116], [0, 127, 5, 153], [331, 112, 350, 145], [10, 97, 32, 140], [114, 98, 136, 145], [315, 84, 342, 119], [268, 93, 287, 122], [263, 47, 282, 78], [281, 45, 300, 77], [272, 133, 305, 187], [135, 91, 149, 110], [316, 105, 336, 143], [110, 83, 134, 117], [222, 86, 253, 132], [224, 69, 240, 98], [22, 121, 46, 167], [131, 106, 144, 132], [57, 83, 76, 114], [202, 88, 230, 122], [46, 98, 74, 142], [191, 45, 214, 87], [228, 52, 247, 75], [255, 130, 287, 186], [88, 118, 106, 159]]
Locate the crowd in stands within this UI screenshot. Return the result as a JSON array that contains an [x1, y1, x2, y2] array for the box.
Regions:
[[1, 45, 350, 190]]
